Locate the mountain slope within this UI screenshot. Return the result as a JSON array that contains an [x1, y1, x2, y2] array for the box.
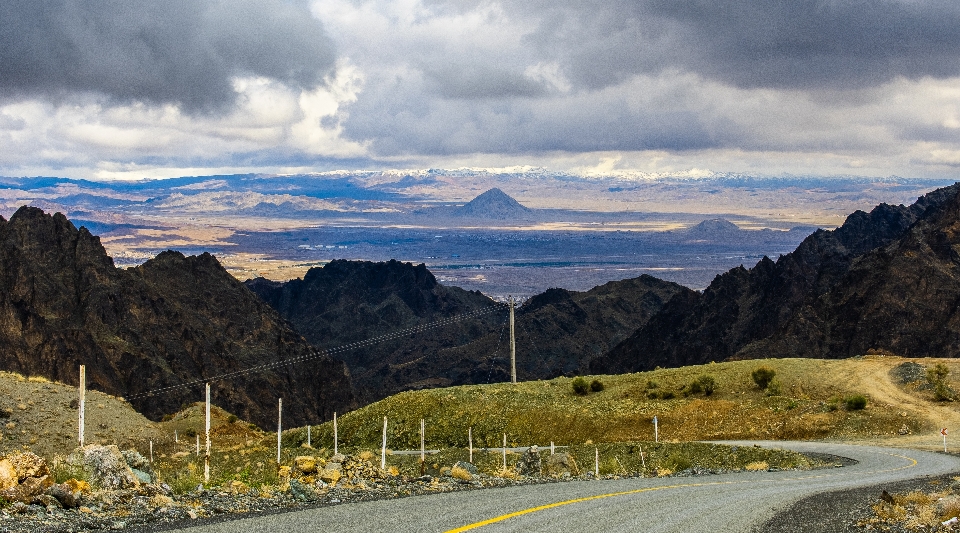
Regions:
[[247, 262, 684, 402], [594, 183, 960, 373], [0, 207, 355, 428]]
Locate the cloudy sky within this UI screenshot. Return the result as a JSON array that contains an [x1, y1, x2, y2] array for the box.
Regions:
[[1, 0, 959, 180]]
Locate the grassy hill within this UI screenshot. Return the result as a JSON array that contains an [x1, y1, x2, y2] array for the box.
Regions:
[[294, 356, 959, 451]]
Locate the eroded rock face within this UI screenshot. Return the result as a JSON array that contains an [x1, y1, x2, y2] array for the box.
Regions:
[[0, 207, 356, 428]]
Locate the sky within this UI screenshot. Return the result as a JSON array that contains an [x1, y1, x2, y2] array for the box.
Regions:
[[1, 0, 960, 181]]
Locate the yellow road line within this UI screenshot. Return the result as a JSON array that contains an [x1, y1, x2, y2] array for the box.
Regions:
[[445, 450, 919, 532]]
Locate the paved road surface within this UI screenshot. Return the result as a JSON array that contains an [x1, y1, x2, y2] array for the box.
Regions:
[[165, 442, 960, 533]]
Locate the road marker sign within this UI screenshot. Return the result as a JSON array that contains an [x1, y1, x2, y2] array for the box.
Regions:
[[943, 428, 949, 452]]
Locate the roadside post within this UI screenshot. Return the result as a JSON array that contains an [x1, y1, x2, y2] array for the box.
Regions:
[[653, 415, 659, 443], [468, 427, 473, 463], [307, 425, 311, 448], [205, 383, 211, 484], [381, 417, 388, 470], [502, 434, 507, 471], [78, 365, 86, 447], [277, 398, 282, 469], [943, 428, 949, 452], [334, 412, 338, 455]]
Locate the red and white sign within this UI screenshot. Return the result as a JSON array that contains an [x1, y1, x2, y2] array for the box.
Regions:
[[942, 428, 949, 436]]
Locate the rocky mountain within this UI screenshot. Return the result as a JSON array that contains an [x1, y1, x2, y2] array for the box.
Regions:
[[0, 207, 355, 428], [593, 182, 960, 373], [246, 261, 683, 403], [453, 188, 533, 219]]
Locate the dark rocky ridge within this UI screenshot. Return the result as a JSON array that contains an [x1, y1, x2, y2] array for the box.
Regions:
[[0, 207, 355, 428], [594, 182, 960, 373], [246, 262, 683, 403]]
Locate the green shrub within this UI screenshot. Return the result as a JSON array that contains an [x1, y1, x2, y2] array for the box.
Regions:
[[227, 414, 238, 424], [927, 364, 955, 401], [589, 379, 605, 392], [844, 394, 868, 410], [183, 428, 197, 438], [765, 379, 783, 397], [752, 366, 776, 390], [666, 452, 692, 472], [572, 377, 589, 396], [647, 390, 676, 400], [697, 375, 717, 396], [646, 380, 659, 389]]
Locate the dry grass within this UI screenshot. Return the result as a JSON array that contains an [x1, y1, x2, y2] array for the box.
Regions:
[[744, 461, 769, 471]]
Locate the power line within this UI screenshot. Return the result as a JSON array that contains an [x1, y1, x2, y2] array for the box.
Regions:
[[127, 302, 509, 400]]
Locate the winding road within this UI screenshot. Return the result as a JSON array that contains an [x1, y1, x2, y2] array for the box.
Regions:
[[167, 442, 960, 533]]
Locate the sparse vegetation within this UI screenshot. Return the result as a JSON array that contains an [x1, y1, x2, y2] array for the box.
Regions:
[[572, 377, 589, 396], [927, 363, 956, 401], [765, 378, 783, 396], [752, 366, 777, 390], [845, 394, 868, 410], [589, 379, 605, 392]]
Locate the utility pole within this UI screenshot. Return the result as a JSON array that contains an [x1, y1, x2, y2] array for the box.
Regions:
[[510, 296, 516, 384]]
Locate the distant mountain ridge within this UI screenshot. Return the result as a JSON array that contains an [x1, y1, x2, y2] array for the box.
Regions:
[[593, 182, 960, 373], [0, 207, 355, 428]]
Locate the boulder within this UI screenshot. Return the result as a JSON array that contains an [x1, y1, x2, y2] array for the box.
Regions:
[[319, 463, 342, 484], [67, 444, 141, 490], [0, 459, 17, 490], [294, 456, 317, 474], [2, 475, 53, 504], [121, 450, 149, 471], [131, 468, 152, 484], [453, 461, 478, 476], [7, 451, 49, 481], [288, 479, 317, 502], [544, 452, 578, 477], [46, 482, 83, 508], [514, 446, 542, 477]]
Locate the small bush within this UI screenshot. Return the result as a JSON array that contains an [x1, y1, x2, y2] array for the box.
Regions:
[[927, 363, 950, 384], [227, 415, 238, 424], [697, 375, 717, 396], [589, 379, 605, 392], [161, 413, 174, 422], [647, 390, 676, 400], [183, 428, 197, 438], [665, 452, 692, 472], [845, 394, 868, 410], [646, 380, 659, 389], [765, 379, 783, 397], [572, 377, 589, 396], [752, 366, 777, 390]]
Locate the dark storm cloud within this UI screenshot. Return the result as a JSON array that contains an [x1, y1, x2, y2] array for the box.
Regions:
[[529, 0, 960, 90], [0, 0, 336, 111]]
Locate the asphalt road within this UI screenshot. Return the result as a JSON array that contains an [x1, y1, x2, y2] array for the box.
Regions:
[[166, 442, 960, 533]]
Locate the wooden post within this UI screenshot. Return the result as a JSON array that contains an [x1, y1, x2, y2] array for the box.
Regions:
[[277, 398, 282, 467], [639, 445, 646, 470], [307, 425, 311, 448], [195, 434, 199, 457], [595, 447, 599, 477], [550, 441, 555, 455], [333, 412, 338, 455], [509, 297, 516, 384], [502, 434, 507, 471], [420, 419, 425, 463], [175, 430, 178, 443], [149, 440, 154, 466], [654, 415, 659, 443], [204, 383, 211, 484], [78, 365, 86, 447], [381, 417, 387, 470], [468, 427, 473, 463]]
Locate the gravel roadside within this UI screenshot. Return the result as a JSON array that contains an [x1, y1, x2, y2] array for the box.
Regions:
[[756, 471, 960, 533]]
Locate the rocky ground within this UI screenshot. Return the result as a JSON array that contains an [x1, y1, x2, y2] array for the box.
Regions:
[[0, 443, 833, 533]]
